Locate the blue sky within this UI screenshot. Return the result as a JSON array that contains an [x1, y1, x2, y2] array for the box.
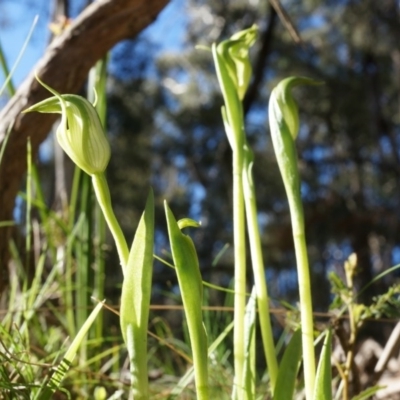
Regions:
[[1, 0, 50, 87], [0, 0, 186, 89]]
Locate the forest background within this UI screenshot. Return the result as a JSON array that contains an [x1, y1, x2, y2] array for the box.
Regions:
[[1, 0, 400, 388]]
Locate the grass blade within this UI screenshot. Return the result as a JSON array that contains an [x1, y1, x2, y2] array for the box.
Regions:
[[35, 300, 105, 400], [351, 386, 386, 400], [0, 16, 38, 96], [273, 329, 302, 400], [313, 329, 333, 400]]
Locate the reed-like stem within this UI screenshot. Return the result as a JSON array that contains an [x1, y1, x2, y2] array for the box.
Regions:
[[242, 147, 278, 390], [268, 76, 322, 400], [211, 27, 260, 397], [232, 149, 247, 396], [91, 172, 129, 273], [289, 196, 315, 400]]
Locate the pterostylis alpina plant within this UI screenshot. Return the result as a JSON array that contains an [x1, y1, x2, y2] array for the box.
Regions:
[[24, 76, 154, 399], [24, 76, 129, 272], [212, 25, 278, 397], [268, 76, 323, 400]]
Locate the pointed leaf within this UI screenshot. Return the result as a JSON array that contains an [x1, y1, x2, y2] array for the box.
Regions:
[[351, 386, 386, 400], [313, 329, 332, 400], [37, 300, 105, 400], [164, 201, 208, 399], [120, 189, 154, 398], [273, 329, 302, 400]]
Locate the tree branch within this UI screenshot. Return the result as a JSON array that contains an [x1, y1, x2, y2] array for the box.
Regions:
[[0, 0, 169, 290], [243, 4, 277, 115]]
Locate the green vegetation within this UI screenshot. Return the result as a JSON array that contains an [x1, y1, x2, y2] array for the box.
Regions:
[[2, 3, 400, 400]]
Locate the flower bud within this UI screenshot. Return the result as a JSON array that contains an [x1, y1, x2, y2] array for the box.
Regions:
[[270, 76, 323, 140], [217, 25, 258, 101], [24, 79, 110, 175], [268, 76, 323, 221]]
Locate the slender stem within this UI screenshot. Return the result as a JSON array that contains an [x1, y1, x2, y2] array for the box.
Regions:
[[288, 195, 315, 400], [75, 172, 92, 372], [211, 31, 258, 397], [65, 165, 82, 337], [25, 139, 32, 275], [242, 152, 278, 389], [232, 149, 246, 398], [269, 77, 322, 400], [89, 56, 108, 360], [125, 325, 149, 400], [188, 316, 209, 400], [91, 172, 129, 273]]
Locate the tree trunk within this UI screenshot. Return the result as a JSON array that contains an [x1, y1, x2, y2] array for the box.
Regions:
[[0, 0, 169, 292]]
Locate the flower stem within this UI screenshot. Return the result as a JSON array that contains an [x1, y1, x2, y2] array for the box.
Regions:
[[233, 149, 247, 397], [268, 77, 323, 400], [242, 147, 278, 390], [91, 172, 129, 273], [290, 198, 315, 400]]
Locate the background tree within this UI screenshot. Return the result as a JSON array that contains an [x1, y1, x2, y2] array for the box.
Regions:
[[0, 0, 170, 292], [2, 0, 400, 323]]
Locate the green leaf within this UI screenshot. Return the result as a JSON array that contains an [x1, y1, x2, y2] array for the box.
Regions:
[[120, 189, 154, 399], [273, 329, 302, 400], [177, 217, 201, 230], [172, 321, 234, 396], [351, 386, 386, 400], [313, 329, 332, 400], [164, 201, 209, 400]]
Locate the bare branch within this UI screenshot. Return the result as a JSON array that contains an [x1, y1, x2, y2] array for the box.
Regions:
[[269, 0, 302, 44], [0, 0, 169, 290]]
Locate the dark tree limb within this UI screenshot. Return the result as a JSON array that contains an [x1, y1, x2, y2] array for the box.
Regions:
[[0, 0, 169, 291], [269, 0, 302, 45], [243, 4, 277, 116]]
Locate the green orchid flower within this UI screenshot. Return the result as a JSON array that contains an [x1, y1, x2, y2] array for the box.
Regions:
[[269, 76, 323, 400], [24, 78, 110, 176], [219, 24, 258, 101], [24, 76, 129, 271]]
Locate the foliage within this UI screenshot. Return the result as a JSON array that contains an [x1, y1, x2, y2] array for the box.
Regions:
[[2, 1, 400, 399]]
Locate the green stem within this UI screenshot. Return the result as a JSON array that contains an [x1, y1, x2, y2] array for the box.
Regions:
[[289, 194, 315, 400], [89, 56, 108, 362], [187, 312, 209, 400], [211, 29, 258, 397], [125, 325, 150, 400], [242, 148, 278, 390], [75, 172, 92, 372], [120, 191, 154, 399], [65, 166, 82, 337], [268, 77, 322, 400], [233, 150, 246, 398], [213, 49, 247, 397], [91, 172, 129, 273]]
